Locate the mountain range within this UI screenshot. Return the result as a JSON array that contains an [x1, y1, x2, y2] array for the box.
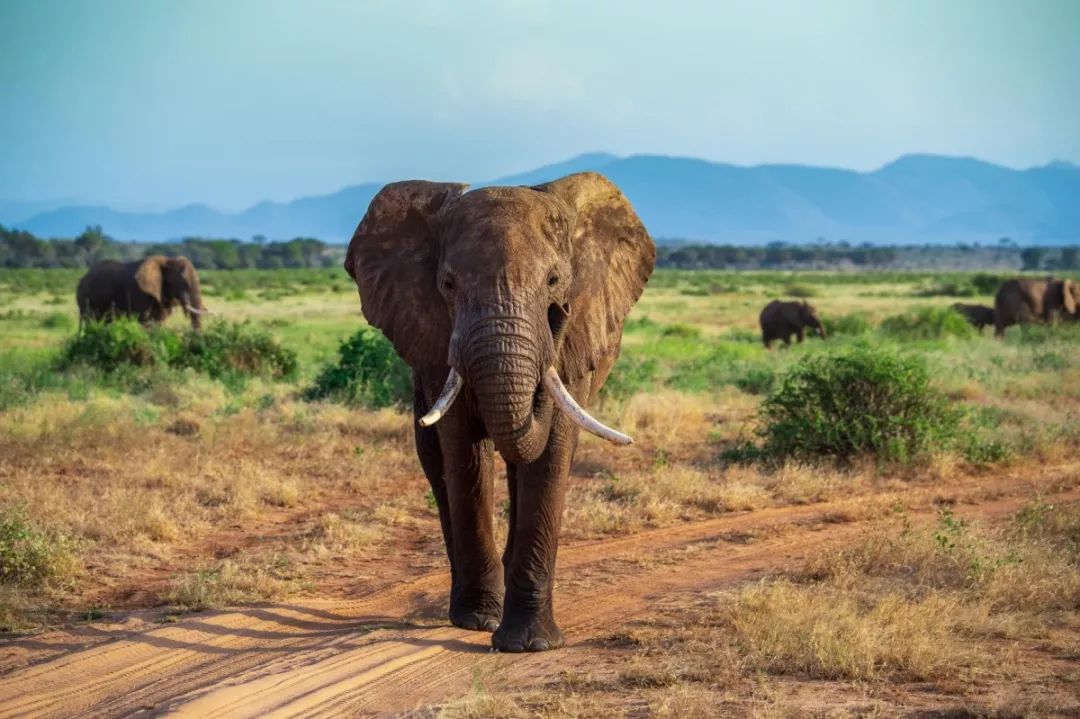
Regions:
[[7, 153, 1080, 245]]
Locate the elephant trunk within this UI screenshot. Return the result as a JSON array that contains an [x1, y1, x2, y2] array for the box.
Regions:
[[181, 287, 207, 330], [460, 313, 554, 465]]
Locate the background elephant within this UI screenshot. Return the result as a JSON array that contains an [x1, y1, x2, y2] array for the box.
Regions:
[[759, 299, 826, 349], [77, 255, 208, 330], [994, 277, 1079, 337], [345, 172, 655, 652], [951, 302, 995, 332]]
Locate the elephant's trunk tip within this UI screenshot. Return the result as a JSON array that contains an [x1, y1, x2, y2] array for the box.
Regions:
[[418, 369, 465, 427]]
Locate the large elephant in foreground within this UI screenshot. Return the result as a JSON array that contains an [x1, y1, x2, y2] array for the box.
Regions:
[[759, 300, 826, 349], [77, 255, 208, 330], [994, 277, 1078, 337], [345, 173, 655, 651]]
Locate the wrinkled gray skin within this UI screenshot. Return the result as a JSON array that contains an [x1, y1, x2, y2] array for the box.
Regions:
[[759, 300, 826, 349], [951, 303, 995, 332], [77, 255, 206, 330], [994, 277, 1079, 337], [345, 172, 654, 652]]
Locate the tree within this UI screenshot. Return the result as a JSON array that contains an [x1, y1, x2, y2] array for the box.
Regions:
[[74, 225, 109, 262], [1061, 246, 1079, 270], [1020, 247, 1046, 271]]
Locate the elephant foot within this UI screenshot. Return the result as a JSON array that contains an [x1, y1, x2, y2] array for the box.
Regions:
[[492, 611, 564, 652], [450, 608, 501, 632], [449, 589, 502, 632]]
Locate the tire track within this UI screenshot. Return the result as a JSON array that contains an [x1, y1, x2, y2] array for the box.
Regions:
[[0, 474, 1075, 719]]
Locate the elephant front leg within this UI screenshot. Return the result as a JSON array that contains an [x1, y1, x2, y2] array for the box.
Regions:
[[414, 379, 503, 632], [443, 430, 503, 631], [493, 411, 577, 652]]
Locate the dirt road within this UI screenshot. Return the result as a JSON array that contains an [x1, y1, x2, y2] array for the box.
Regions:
[[1, 476, 1075, 718]]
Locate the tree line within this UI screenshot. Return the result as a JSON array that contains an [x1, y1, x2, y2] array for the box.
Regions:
[[0, 225, 343, 269], [656, 241, 1080, 271], [3, 224, 1076, 272]]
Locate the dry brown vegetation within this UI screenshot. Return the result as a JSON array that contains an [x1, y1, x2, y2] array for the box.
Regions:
[[432, 500, 1080, 718]]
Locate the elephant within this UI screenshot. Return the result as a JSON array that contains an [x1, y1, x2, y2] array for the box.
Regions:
[[759, 300, 826, 349], [951, 303, 995, 332], [76, 255, 209, 330], [344, 172, 654, 652], [993, 277, 1079, 337]]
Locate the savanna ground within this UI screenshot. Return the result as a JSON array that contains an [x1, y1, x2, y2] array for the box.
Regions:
[[0, 267, 1078, 717]]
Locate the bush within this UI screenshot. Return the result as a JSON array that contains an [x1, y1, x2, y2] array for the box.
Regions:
[[749, 345, 959, 464], [601, 356, 660, 400], [175, 321, 297, 382], [58, 319, 296, 384], [306, 328, 411, 408], [0, 507, 73, 588], [783, 282, 819, 298], [879, 307, 977, 341], [40, 312, 74, 330], [824, 312, 874, 337], [733, 364, 776, 394], [59, 318, 176, 372], [915, 273, 1005, 298]]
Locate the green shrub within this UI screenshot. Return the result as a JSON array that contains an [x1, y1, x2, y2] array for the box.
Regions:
[[0, 507, 73, 588], [59, 318, 175, 371], [40, 312, 74, 330], [305, 328, 411, 408], [824, 312, 874, 337], [783, 282, 819, 298], [660, 322, 701, 339], [879, 307, 977, 341], [58, 319, 296, 384], [914, 273, 1005, 298], [175, 321, 297, 382], [601, 355, 660, 400], [749, 345, 959, 464], [733, 364, 776, 394]]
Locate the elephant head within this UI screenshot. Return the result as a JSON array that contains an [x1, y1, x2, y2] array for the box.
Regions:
[[345, 173, 654, 464], [135, 255, 207, 329], [800, 301, 826, 339], [1057, 279, 1079, 316]]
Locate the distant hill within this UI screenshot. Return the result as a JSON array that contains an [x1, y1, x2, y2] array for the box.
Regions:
[[12, 154, 1080, 245]]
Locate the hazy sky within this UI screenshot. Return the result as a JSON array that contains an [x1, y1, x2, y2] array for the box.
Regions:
[[2, 0, 1078, 210]]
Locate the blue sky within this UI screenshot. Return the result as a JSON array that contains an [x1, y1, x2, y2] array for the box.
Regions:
[[2, 0, 1078, 210]]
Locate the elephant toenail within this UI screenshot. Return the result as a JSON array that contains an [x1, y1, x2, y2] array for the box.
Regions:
[[528, 638, 550, 651]]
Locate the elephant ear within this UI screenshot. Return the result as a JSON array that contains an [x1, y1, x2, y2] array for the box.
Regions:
[[535, 172, 655, 383], [345, 181, 469, 369], [134, 256, 165, 305]]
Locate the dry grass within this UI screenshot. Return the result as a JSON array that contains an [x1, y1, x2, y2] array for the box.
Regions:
[[426, 500, 1080, 717], [0, 392, 427, 629], [731, 581, 970, 680], [164, 554, 305, 610]]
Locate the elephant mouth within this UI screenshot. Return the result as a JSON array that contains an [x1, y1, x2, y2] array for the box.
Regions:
[[419, 302, 633, 447]]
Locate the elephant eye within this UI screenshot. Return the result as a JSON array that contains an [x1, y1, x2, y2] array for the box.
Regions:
[[548, 274, 559, 287], [442, 277, 455, 292]]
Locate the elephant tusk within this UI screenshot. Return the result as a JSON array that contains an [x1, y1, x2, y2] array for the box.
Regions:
[[418, 369, 464, 427], [185, 305, 212, 315], [542, 366, 633, 446]]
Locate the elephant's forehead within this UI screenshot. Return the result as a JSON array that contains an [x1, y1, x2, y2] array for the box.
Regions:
[[446, 188, 565, 261]]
